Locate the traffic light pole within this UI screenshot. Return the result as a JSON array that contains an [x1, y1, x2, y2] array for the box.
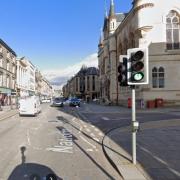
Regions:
[[131, 85, 136, 164]]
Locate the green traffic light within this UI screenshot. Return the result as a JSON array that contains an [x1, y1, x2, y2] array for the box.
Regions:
[[132, 72, 144, 81]]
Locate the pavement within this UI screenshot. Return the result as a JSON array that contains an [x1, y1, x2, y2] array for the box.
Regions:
[[0, 105, 18, 121]]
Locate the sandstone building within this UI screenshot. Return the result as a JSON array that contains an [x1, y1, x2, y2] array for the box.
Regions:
[[98, 0, 180, 107]]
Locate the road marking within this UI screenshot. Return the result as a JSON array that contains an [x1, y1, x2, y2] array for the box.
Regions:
[[93, 137, 100, 142], [27, 130, 31, 146], [86, 149, 93, 152], [102, 117, 110, 121], [78, 126, 83, 134], [80, 135, 96, 149], [98, 132, 103, 136], [46, 146, 73, 153], [138, 145, 180, 177], [90, 133, 95, 137], [94, 128, 99, 132], [86, 128, 91, 132]]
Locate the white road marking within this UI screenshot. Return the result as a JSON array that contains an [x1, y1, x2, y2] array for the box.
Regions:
[[27, 130, 31, 146], [86, 128, 91, 132], [86, 149, 93, 152], [80, 135, 96, 149], [46, 147, 73, 153], [90, 133, 95, 137], [93, 137, 100, 142], [138, 145, 180, 177], [98, 132, 103, 136], [102, 117, 110, 121], [78, 126, 83, 134]]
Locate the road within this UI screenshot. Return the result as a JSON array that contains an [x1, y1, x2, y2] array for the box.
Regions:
[[0, 103, 121, 180]]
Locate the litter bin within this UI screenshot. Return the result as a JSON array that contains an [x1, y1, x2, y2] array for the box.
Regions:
[[128, 98, 132, 108], [147, 100, 155, 108], [155, 98, 163, 108]]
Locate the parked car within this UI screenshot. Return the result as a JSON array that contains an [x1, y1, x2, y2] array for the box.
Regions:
[[50, 97, 64, 107], [69, 98, 80, 107], [19, 96, 41, 116], [41, 98, 51, 103]]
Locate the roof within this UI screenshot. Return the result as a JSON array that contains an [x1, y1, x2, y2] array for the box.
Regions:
[[86, 67, 99, 75], [77, 67, 99, 76], [0, 39, 17, 56], [116, 13, 127, 23]]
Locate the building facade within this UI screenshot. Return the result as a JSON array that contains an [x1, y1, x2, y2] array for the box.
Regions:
[[98, 0, 180, 107], [35, 70, 53, 99], [63, 67, 100, 101], [0, 39, 17, 106], [16, 57, 29, 97], [20, 57, 36, 96]]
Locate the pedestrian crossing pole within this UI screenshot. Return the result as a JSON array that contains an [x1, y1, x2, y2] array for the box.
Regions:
[[131, 85, 137, 164]]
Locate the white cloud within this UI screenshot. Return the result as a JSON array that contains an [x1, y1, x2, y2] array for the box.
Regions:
[[42, 53, 98, 89]]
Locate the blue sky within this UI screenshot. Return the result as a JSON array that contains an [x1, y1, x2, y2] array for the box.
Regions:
[[0, 0, 132, 71]]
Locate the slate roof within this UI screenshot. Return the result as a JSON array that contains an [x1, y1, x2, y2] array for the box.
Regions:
[[116, 13, 127, 23], [77, 67, 99, 77], [0, 39, 17, 56]]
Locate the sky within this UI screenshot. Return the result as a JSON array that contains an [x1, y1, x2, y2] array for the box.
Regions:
[[0, 0, 132, 70]]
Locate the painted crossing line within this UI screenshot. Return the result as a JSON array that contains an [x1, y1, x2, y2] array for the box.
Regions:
[[80, 135, 97, 149], [101, 117, 110, 121], [86, 128, 91, 132]]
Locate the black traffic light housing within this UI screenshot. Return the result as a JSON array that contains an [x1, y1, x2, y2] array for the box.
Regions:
[[118, 55, 128, 86], [127, 48, 149, 85]]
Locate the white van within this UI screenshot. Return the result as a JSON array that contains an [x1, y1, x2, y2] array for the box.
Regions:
[[19, 96, 41, 116]]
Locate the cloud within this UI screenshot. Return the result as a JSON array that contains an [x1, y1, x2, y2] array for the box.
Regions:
[[42, 53, 98, 89]]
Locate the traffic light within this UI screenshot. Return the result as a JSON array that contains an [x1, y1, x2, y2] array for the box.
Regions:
[[127, 48, 149, 85], [118, 55, 128, 86]]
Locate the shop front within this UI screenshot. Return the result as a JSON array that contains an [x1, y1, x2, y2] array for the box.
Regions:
[[0, 87, 12, 106]]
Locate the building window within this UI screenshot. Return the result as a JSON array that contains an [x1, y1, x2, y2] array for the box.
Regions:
[[12, 79, 15, 89], [159, 67, 165, 88], [6, 75, 10, 88], [152, 67, 165, 88], [0, 73, 3, 86], [92, 76, 95, 91], [87, 76, 90, 91], [166, 10, 180, 50], [0, 58, 3, 67], [7, 61, 10, 71], [12, 65, 15, 74]]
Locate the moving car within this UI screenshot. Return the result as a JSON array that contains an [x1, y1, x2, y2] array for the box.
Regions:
[[50, 97, 64, 107], [19, 96, 41, 116], [69, 98, 80, 107]]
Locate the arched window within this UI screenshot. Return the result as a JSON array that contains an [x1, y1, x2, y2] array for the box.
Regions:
[[152, 67, 165, 88], [166, 10, 180, 50], [159, 67, 165, 88]]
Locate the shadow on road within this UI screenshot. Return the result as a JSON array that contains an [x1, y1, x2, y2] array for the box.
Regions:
[[57, 104, 180, 180], [8, 146, 63, 180]]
